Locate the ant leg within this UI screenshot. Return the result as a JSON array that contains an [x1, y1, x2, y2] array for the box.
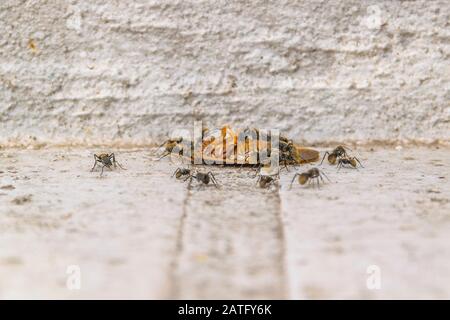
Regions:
[[111, 153, 126, 170], [207, 172, 219, 188], [289, 173, 300, 189], [320, 152, 330, 165], [320, 171, 332, 183], [158, 152, 170, 160], [238, 158, 251, 172], [354, 157, 364, 168], [309, 177, 314, 188], [100, 165, 106, 176], [278, 157, 288, 171], [110, 153, 116, 168], [172, 168, 181, 178], [205, 172, 213, 180], [116, 161, 126, 170], [187, 176, 194, 189], [249, 165, 260, 178], [316, 177, 321, 189], [158, 140, 169, 149], [273, 179, 280, 189], [274, 169, 281, 180], [91, 155, 99, 172], [211, 177, 219, 188], [319, 174, 325, 184]]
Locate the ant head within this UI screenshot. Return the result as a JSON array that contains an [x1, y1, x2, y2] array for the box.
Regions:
[[102, 156, 112, 164], [166, 141, 177, 150], [299, 173, 309, 185], [350, 158, 357, 167], [199, 173, 209, 183], [176, 171, 184, 179], [334, 146, 350, 157], [328, 153, 337, 164]]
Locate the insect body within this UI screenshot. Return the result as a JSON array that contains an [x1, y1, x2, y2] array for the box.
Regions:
[[188, 171, 219, 188], [157, 126, 319, 166], [337, 156, 364, 170], [172, 168, 219, 188], [290, 168, 330, 189], [91, 153, 125, 176], [172, 167, 191, 180], [279, 136, 296, 170], [158, 137, 184, 159], [256, 173, 279, 188], [320, 145, 350, 165]]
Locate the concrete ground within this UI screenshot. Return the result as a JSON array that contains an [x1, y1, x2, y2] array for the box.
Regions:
[[0, 145, 449, 299]]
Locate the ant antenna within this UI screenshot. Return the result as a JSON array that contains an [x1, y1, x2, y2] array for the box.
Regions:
[[340, 144, 353, 151]]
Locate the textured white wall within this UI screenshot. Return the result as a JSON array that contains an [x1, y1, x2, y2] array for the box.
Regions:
[[0, 0, 449, 146]]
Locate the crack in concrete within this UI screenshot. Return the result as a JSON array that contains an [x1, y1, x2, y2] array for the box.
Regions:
[[168, 186, 191, 299], [273, 188, 289, 299], [169, 167, 287, 299]]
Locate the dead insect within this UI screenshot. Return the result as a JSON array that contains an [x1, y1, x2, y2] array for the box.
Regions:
[[187, 171, 219, 188], [279, 138, 298, 170], [256, 173, 279, 188], [172, 167, 191, 180], [290, 167, 330, 189], [91, 153, 126, 176], [320, 145, 355, 165], [158, 137, 184, 160], [157, 126, 319, 167], [337, 156, 364, 170]]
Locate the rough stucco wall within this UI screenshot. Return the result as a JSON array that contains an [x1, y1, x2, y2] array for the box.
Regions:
[[0, 0, 449, 146]]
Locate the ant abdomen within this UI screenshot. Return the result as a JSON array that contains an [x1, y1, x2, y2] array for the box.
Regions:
[[298, 173, 309, 185], [328, 154, 338, 165]]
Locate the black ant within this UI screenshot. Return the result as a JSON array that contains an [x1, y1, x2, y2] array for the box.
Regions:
[[91, 153, 126, 176], [173, 167, 219, 188], [279, 136, 297, 170], [256, 173, 279, 188], [172, 167, 191, 180], [289, 168, 330, 189], [158, 137, 183, 160], [189, 171, 219, 188], [320, 145, 351, 165], [337, 156, 364, 170]]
